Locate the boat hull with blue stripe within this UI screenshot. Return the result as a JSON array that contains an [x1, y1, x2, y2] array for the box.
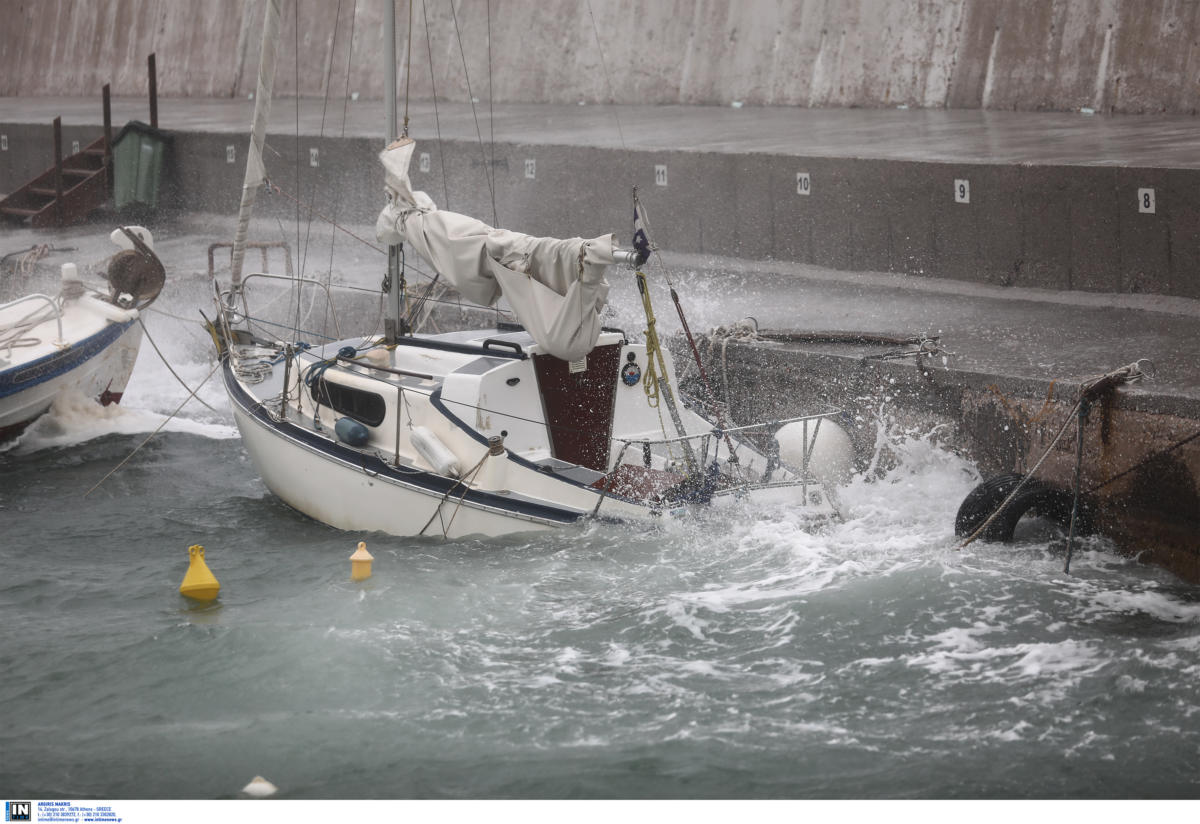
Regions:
[[0, 292, 143, 445], [218, 321, 840, 540]]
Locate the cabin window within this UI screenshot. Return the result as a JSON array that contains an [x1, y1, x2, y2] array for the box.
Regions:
[[310, 378, 386, 427]]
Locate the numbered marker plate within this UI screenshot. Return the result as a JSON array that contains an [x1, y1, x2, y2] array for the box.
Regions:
[[655, 164, 668, 187], [796, 172, 811, 195], [524, 158, 536, 179], [954, 179, 970, 204], [419, 152, 431, 173], [1138, 188, 1156, 214]]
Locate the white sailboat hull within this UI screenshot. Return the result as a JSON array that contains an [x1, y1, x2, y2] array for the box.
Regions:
[[227, 367, 584, 539], [219, 327, 840, 541], [0, 299, 143, 443]]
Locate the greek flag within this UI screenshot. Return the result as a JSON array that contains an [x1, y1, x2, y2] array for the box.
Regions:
[[632, 195, 652, 267]]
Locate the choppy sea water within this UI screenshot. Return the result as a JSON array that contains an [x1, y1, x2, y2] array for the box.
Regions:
[[2, 297, 1199, 801]]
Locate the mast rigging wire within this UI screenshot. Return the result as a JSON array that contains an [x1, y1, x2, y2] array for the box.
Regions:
[[585, 0, 626, 150], [324, 0, 360, 340], [449, 0, 498, 226], [421, 0, 450, 208]]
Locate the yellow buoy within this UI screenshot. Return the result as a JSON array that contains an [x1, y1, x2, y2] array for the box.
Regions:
[[350, 541, 374, 581], [179, 544, 220, 601]]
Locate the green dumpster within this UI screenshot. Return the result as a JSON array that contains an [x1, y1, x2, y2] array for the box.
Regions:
[[112, 121, 172, 209]]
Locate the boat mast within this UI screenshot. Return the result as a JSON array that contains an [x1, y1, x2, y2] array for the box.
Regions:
[[383, 0, 407, 343], [230, 0, 282, 293]]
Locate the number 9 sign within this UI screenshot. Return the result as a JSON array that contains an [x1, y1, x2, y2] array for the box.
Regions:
[[954, 179, 970, 204]]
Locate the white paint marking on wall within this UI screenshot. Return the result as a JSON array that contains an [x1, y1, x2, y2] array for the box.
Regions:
[[808, 29, 829, 107], [524, 158, 536, 179], [655, 164, 668, 187], [1138, 188, 1156, 214], [1093, 26, 1114, 111], [955, 179, 970, 204], [226, 145, 236, 164], [796, 172, 811, 195], [981, 26, 1001, 108], [926, 0, 968, 107], [419, 152, 430, 173], [309, 147, 319, 168]]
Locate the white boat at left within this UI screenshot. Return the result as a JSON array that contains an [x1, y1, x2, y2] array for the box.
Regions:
[[0, 226, 164, 445]]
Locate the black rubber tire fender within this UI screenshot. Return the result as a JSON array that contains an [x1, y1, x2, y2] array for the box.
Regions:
[[955, 473, 1094, 542]]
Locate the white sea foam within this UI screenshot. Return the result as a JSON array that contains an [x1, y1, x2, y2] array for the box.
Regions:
[[11, 387, 236, 454], [1084, 588, 1200, 623], [664, 429, 980, 613]]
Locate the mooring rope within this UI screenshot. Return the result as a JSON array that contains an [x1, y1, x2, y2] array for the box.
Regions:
[[137, 317, 217, 413], [417, 451, 490, 537], [84, 359, 221, 497]]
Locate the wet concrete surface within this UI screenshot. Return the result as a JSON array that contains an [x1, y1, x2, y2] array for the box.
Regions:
[[7, 96, 1200, 168], [3, 97, 1199, 404], [3, 212, 1197, 408], [660, 253, 1200, 406]]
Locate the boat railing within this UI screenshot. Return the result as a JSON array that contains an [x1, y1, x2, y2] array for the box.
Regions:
[[1, 293, 64, 350], [610, 409, 843, 481], [235, 272, 345, 341], [591, 409, 843, 517], [208, 241, 294, 281]]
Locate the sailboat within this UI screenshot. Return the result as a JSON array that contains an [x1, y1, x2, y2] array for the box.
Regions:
[[209, 0, 849, 538], [1, 227, 163, 445]]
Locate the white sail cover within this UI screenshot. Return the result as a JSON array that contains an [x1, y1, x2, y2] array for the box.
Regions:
[[375, 139, 615, 362]]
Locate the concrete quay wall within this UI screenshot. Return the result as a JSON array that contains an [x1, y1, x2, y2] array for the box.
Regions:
[[4, 119, 1199, 300], [673, 337, 1200, 583], [5, 0, 1200, 115]]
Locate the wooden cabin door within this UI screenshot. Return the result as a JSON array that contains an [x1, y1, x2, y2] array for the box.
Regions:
[[532, 343, 621, 472]]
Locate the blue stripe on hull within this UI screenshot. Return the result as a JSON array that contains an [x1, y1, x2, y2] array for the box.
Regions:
[[0, 320, 135, 400]]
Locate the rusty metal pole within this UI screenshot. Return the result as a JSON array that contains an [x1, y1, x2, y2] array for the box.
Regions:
[[53, 116, 63, 227], [102, 83, 113, 188], [148, 53, 158, 129]]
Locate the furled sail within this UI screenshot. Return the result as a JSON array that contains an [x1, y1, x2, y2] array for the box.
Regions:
[[375, 139, 616, 362]]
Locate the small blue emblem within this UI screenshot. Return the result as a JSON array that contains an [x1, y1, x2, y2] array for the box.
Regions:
[[621, 362, 642, 386]]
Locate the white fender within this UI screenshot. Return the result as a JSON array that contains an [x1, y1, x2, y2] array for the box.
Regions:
[[110, 226, 154, 251], [410, 425, 462, 478], [775, 418, 854, 484]]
